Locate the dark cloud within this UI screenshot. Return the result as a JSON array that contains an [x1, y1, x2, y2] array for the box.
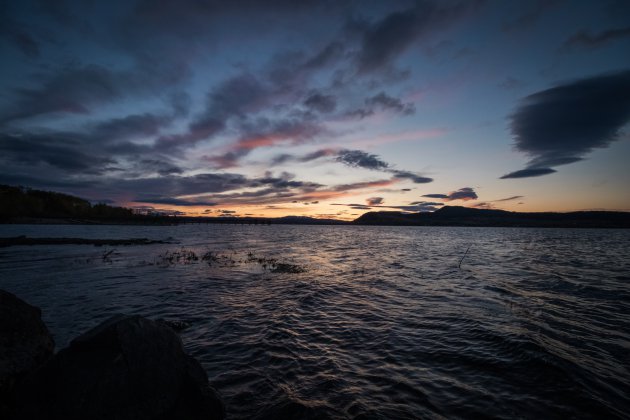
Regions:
[[366, 197, 384, 206], [92, 113, 170, 142], [493, 195, 524, 202], [471, 202, 494, 209], [0, 132, 115, 174], [1, 63, 189, 124], [332, 179, 396, 192], [560, 27, 630, 52], [337, 149, 389, 170], [2, 65, 120, 123], [422, 187, 477, 201], [347, 92, 415, 119], [302, 41, 345, 69], [421, 193, 448, 199], [390, 170, 433, 184], [204, 116, 326, 168], [136, 159, 183, 176], [156, 73, 270, 152], [333, 200, 443, 212], [472, 195, 524, 208], [356, 1, 481, 73], [364, 92, 415, 115], [135, 197, 218, 207], [500, 168, 557, 179], [409, 201, 443, 206], [329, 149, 432, 183], [502, 70, 630, 179], [502, 0, 560, 33], [304, 92, 337, 113], [445, 187, 478, 201], [270, 148, 338, 166]]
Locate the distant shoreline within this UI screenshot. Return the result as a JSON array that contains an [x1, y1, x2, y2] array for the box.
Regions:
[[1, 212, 629, 229], [3, 184, 629, 229]]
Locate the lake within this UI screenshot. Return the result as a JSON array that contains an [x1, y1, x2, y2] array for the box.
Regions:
[[1, 224, 629, 419]]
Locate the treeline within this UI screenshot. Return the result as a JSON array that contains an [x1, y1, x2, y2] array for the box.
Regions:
[[0, 185, 134, 220]]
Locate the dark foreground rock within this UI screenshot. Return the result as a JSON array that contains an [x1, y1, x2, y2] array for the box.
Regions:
[[12, 314, 224, 420], [0, 290, 55, 416]]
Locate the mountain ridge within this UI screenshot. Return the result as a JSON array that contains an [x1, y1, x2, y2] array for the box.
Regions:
[[354, 206, 630, 228]]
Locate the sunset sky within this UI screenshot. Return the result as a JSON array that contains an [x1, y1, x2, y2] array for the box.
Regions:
[[1, 0, 630, 219]]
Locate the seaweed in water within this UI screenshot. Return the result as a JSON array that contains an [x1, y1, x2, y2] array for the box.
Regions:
[[154, 248, 306, 273], [156, 248, 199, 266]]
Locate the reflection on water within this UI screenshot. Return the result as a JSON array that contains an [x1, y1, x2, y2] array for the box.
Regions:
[[1, 224, 629, 418]]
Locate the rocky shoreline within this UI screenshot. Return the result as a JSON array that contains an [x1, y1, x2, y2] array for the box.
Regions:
[[0, 289, 225, 420]]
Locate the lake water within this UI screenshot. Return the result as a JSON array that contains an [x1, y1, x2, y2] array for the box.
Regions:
[[1, 224, 629, 419]]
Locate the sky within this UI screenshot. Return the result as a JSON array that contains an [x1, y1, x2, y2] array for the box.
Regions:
[[1, 0, 630, 220]]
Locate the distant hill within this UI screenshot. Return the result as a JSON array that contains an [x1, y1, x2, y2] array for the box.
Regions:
[[353, 206, 630, 228]]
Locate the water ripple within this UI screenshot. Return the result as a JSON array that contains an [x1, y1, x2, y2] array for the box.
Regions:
[[1, 224, 629, 418]]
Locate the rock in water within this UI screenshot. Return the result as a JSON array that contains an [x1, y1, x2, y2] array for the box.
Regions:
[[0, 290, 54, 415], [14, 314, 224, 420]]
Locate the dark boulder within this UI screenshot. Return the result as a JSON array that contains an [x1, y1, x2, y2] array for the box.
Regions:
[[0, 290, 54, 415], [14, 314, 224, 420]]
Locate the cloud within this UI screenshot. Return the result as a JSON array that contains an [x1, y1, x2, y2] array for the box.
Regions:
[[333, 179, 397, 192], [304, 92, 337, 113], [502, 69, 630, 179], [471, 195, 524, 209], [0, 132, 115, 174], [366, 197, 384, 205], [560, 27, 630, 52], [390, 170, 433, 184], [502, 0, 560, 33], [409, 201, 443, 206], [204, 117, 325, 168], [92, 113, 171, 143], [422, 187, 477, 201], [136, 159, 183, 176], [493, 195, 524, 202], [136, 175, 396, 208], [445, 187, 478, 201], [500, 168, 557, 179], [336, 149, 389, 170], [1, 63, 188, 124], [347, 92, 415, 119], [421, 193, 448, 199], [334, 150, 433, 183], [333, 200, 444, 212], [364, 92, 415, 115], [355, 1, 480, 73], [135, 197, 218, 206]]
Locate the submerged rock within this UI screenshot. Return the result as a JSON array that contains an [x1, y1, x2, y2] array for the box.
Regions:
[[0, 290, 54, 416], [14, 314, 224, 420]]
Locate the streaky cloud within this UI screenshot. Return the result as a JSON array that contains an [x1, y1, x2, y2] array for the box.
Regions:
[[501, 168, 556, 179], [560, 26, 630, 52], [423, 187, 477, 201], [337, 149, 389, 170]]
